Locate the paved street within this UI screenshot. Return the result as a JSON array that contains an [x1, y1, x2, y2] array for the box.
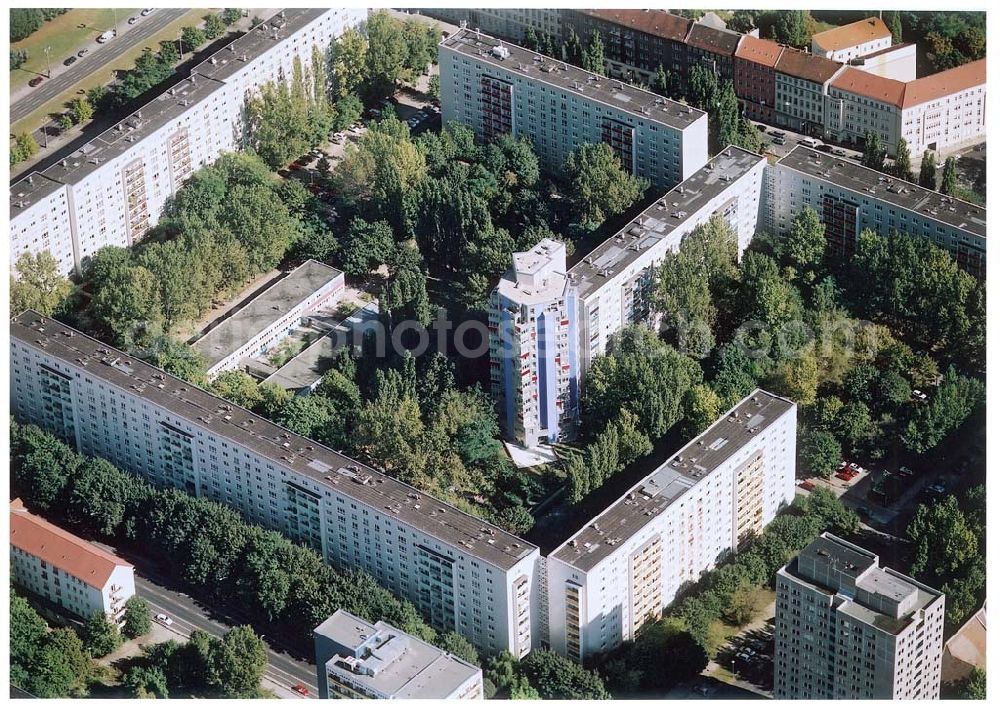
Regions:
[[11, 9, 190, 123], [92, 543, 317, 698]]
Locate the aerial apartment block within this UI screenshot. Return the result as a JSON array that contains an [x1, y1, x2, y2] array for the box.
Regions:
[[439, 28, 709, 189], [9, 8, 366, 276], [10, 499, 136, 626], [774, 533, 945, 699], [9, 311, 539, 657], [313, 610, 483, 699], [546, 390, 797, 660], [769, 145, 986, 278], [490, 146, 766, 449], [192, 260, 345, 376], [489, 239, 579, 448]]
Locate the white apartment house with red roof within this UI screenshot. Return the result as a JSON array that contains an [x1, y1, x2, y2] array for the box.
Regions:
[[10, 499, 136, 626], [811, 17, 893, 63]]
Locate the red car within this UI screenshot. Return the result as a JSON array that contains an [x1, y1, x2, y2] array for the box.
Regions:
[[800, 480, 816, 492], [291, 683, 309, 697], [29, 76, 44, 87], [835, 472, 853, 482]]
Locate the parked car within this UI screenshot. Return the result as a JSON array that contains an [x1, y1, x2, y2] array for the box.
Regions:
[[756, 124, 767, 132], [292, 683, 310, 696], [832, 148, 848, 157], [155, 613, 173, 626], [141, 8, 155, 16], [63, 56, 77, 66], [128, 16, 138, 25], [77, 48, 89, 58], [800, 480, 815, 492], [924, 483, 947, 497], [28, 76, 44, 87], [772, 136, 787, 145], [912, 389, 928, 401], [898, 466, 914, 477]]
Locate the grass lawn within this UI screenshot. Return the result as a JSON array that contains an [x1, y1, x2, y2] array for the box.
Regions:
[[705, 587, 775, 657], [11, 8, 207, 138], [11, 8, 140, 86]]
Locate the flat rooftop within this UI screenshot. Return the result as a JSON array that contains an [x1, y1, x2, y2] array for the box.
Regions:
[[192, 8, 329, 82], [12, 311, 537, 570], [10, 173, 66, 219], [777, 145, 985, 238], [441, 28, 705, 131], [569, 145, 765, 298], [551, 389, 794, 571], [264, 301, 380, 392], [191, 260, 343, 369], [315, 610, 479, 698]]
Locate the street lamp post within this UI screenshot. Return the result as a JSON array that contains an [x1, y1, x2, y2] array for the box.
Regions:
[[112, 7, 118, 37], [44, 46, 52, 78]]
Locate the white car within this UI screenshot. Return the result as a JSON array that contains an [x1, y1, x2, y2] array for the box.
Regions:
[[141, 8, 155, 17], [155, 613, 173, 626]]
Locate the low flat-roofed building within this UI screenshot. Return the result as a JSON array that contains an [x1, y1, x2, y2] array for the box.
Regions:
[[812, 17, 892, 63], [439, 27, 709, 188], [847, 43, 916, 82], [546, 389, 796, 660], [313, 610, 483, 699], [10, 499, 136, 626], [774, 533, 945, 699], [192, 260, 345, 376], [769, 145, 985, 278]]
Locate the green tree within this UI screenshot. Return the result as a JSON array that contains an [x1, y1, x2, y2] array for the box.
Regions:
[[122, 664, 170, 698], [772, 10, 809, 47], [364, 10, 408, 98], [67, 97, 94, 125], [90, 264, 162, 344], [952, 667, 986, 699], [210, 370, 264, 410], [801, 430, 841, 476], [805, 485, 859, 535], [381, 242, 432, 327], [10, 131, 39, 166], [211, 625, 267, 698], [340, 217, 395, 277], [722, 583, 757, 626], [138, 335, 208, 385], [907, 495, 978, 578], [65, 457, 136, 536], [13, 428, 82, 511], [563, 142, 648, 227], [221, 8, 243, 25], [836, 400, 875, 449], [123, 597, 152, 639], [436, 632, 480, 666], [887, 11, 904, 44], [684, 383, 723, 437], [893, 138, 915, 182], [786, 206, 827, 272], [940, 156, 958, 196], [203, 13, 226, 40], [11, 590, 49, 689], [903, 367, 984, 454], [428, 73, 440, 100], [82, 611, 122, 657], [919, 149, 937, 190], [330, 27, 368, 99], [10, 251, 74, 318], [728, 10, 758, 34], [652, 64, 670, 95], [861, 131, 885, 170], [519, 649, 609, 699], [583, 30, 605, 74], [181, 26, 207, 51], [687, 63, 718, 110], [523, 27, 539, 51], [714, 81, 742, 150]]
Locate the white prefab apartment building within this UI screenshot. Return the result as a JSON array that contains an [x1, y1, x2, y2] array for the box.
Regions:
[[546, 390, 796, 661], [192, 260, 345, 376], [489, 239, 578, 448], [439, 28, 709, 189], [811, 17, 892, 63], [313, 610, 484, 699], [10, 498, 136, 626], [489, 147, 767, 449], [768, 145, 986, 279], [774, 533, 945, 699], [9, 8, 366, 276], [10, 311, 540, 658]]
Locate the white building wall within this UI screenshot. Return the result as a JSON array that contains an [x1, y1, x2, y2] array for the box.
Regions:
[[9, 182, 74, 275], [9, 332, 536, 656], [902, 83, 987, 156], [850, 44, 916, 82]]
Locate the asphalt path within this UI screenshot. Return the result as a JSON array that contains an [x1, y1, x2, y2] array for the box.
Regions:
[[11, 8, 189, 123]]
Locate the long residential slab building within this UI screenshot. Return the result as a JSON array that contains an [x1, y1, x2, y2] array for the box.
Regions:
[[546, 389, 797, 660], [9, 8, 366, 276], [10, 310, 539, 658], [439, 28, 709, 189], [490, 145, 767, 448]]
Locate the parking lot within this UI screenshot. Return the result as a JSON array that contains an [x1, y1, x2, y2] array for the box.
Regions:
[[754, 121, 863, 163]]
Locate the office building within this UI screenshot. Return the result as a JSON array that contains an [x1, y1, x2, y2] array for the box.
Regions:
[[489, 147, 766, 449], [774, 533, 945, 699], [192, 260, 345, 376], [769, 145, 985, 278], [9, 8, 366, 276], [314, 610, 483, 699], [489, 239, 578, 448], [10, 311, 540, 657], [811, 17, 892, 63], [734, 36, 785, 125], [439, 28, 709, 189], [546, 390, 797, 660], [826, 60, 986, 158], [774, 49, 844, 134], [10, 499, 136, 626]]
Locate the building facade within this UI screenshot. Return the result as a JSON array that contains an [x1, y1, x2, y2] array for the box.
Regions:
[[415, 8, 561, 42], [774, 533, 945, 699], [811, 17, 892, 63], [768, 145, 986, 278], [848, 43, 916, 82], [546, 390, 797, 660], [685, 23, 741, 84], [9, 8, 366, 276], [733, 36, 785, 124], [439, 28, 709, 189], [10, 499, 136, 626], [192, 260, 345, 376], [488, 239, 578, 449], [313, 610, 483, 699], [10, 311, 540, 657], [774, 49, 844, 135]]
